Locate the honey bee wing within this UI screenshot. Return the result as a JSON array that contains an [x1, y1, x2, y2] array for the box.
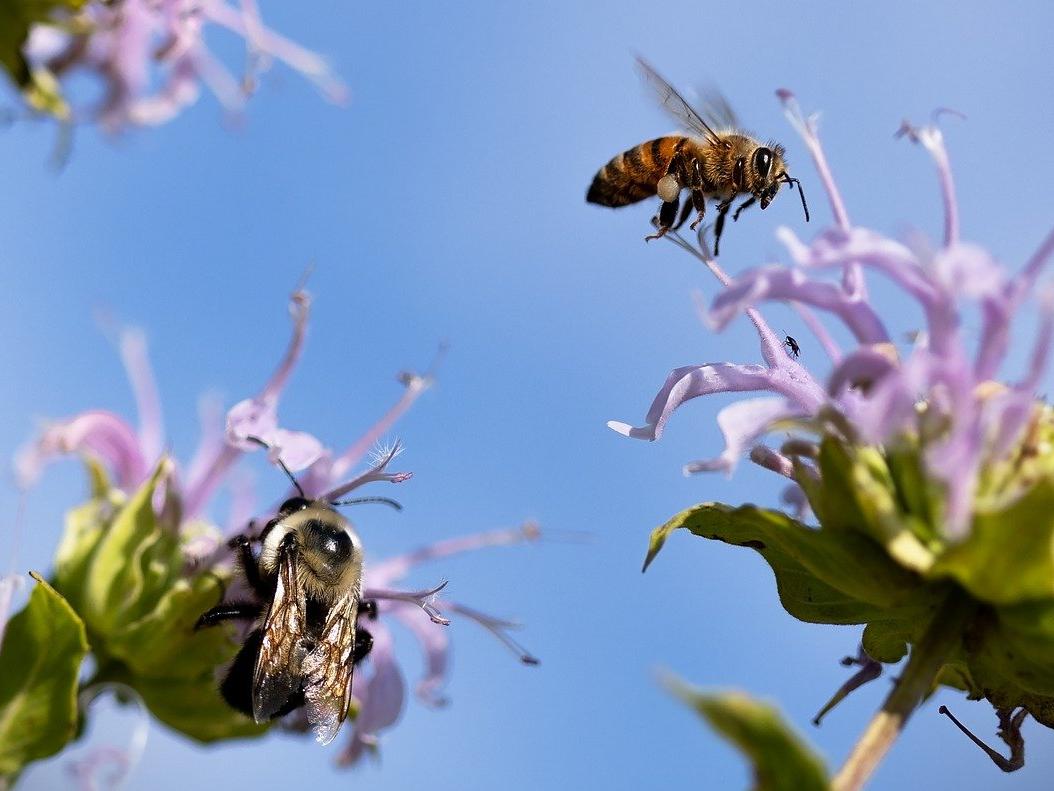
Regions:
[[252, 538, 308, 723], [636, 57, 724, 147], [301, 591, 360, 745], [698, 89, 741, 133]]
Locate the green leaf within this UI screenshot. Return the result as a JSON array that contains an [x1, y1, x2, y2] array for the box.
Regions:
[[815, 438, 934, 573], [81, 462, 178, 635], [643, 502, 929, 624], [0, 573, 89, 777], [0, 0, 85, 118], [114, 572, 235, 680], [136, 675, 269, 743], [663, 675, 829, 791], [931, 477, 1054, 605]]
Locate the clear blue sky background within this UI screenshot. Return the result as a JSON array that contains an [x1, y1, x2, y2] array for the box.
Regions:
[[3, 1, 1054, 789]]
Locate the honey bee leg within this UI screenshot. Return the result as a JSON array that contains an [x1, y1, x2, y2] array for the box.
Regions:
[[353, 627, 374, 665], [712, 198, 735, 257], [732, 196, 756, 222], [228, 534, 269, 598], [195, 601, 263, 630], [688, 189, 707, 231], [646, 196, 680, 241], [672, 199, 694, 231]]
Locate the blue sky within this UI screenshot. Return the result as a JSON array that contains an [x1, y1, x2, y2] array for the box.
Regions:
[[4, 1, 1054, 788]]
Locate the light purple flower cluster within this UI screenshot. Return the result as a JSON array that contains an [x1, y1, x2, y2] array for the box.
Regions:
[[16, 290, 538, 765], [609, 93, 1054, 538], [23, 0, 346, 130]]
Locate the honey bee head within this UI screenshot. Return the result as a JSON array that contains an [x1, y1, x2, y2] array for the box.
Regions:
[[743, 143, 787, 209]]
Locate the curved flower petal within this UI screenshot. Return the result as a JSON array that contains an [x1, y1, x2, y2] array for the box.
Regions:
[[684, 398, 804, 476], [608, 363, 817, 442], [338, 622, 405, 765], [390, 604, 450, 707], [118, 328, 164, 465], [710, 265, 888, 344], [16, 410, 146, 491]]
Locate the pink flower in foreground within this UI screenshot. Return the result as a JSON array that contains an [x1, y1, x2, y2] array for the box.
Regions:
[[609, 94, 1054, 540]]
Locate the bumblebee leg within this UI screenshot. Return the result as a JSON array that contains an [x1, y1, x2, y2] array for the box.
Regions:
[[359, 599, 378, 620], [228, 534, 268, 598], [220, 628, 264, 717], [733, 196, 756, 222], [646, 195, 680, 241], [712, 196, 736, 257], [353, 627, 374, 665], [195, 601, 263, 630]]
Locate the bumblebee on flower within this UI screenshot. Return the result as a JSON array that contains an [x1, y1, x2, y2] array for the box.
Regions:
[[12, 288, 538, 771]]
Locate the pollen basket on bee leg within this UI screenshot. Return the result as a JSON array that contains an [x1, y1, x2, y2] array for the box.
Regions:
[[657, 174, 680, 203]]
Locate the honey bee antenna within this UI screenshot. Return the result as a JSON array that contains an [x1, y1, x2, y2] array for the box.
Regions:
[[785, 174, 810, 222], [330, 496, 403, 511], [245, 435, 306, 499]]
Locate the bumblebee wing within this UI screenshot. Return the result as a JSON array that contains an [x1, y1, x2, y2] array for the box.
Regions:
[[302, 591, 359, 745], [636, 57, 724, 147], [252, 538, 308, 722]]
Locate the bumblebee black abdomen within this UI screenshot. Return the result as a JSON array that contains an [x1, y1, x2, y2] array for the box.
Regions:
[[587, 136, 685, 207]]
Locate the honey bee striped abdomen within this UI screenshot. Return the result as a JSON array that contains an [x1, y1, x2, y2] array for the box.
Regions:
[[586, 58, 810, 255], [587, 136, 688, 207]]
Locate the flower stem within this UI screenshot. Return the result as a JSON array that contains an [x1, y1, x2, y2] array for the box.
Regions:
[[831, 590, 974, 791]]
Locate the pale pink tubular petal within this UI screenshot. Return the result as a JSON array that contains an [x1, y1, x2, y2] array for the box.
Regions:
[[390, 604, 450, 707], [259, 290, 311, 403], [684, 398, 803, 475], [321, 442, 413, 502], [224, 469, 256, 535], [896, 120, 959, 247], [777, 88, 863, 297], [441, 603, 539, 666], [128, 56, 201, 126], [778, 89, 850, 231], [330, 350, 443, 481], [118, 328, 164, 463], [338, 622, 405, 766], [709, 265, 888, 344], [15, 411, 147, 491], [778, 226, 937, 309], [749, 445, 795, 479], [366, 524, 541, 588], [607, 362, 820, 442], [827, 347, 898, 398], [183, 393, 224, 497], [781, 484, 811, 520], [205, 0, 348, 104], [975, 226, 1054, 380], [224, 396, 278, 451], [265, 429, 323, 472], [365, 583, 451, 625]]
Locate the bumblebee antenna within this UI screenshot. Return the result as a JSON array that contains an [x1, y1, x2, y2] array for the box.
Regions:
[[246, 435, 306, 499], [784, 174, 810, 222], [329, 496, 403, 511]]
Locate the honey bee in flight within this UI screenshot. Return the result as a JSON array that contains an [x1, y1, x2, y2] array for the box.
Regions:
[[587, 58, 810, 256]]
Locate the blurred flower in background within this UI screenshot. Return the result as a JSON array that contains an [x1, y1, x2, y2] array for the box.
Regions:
[[1, 0, 346, 130]]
